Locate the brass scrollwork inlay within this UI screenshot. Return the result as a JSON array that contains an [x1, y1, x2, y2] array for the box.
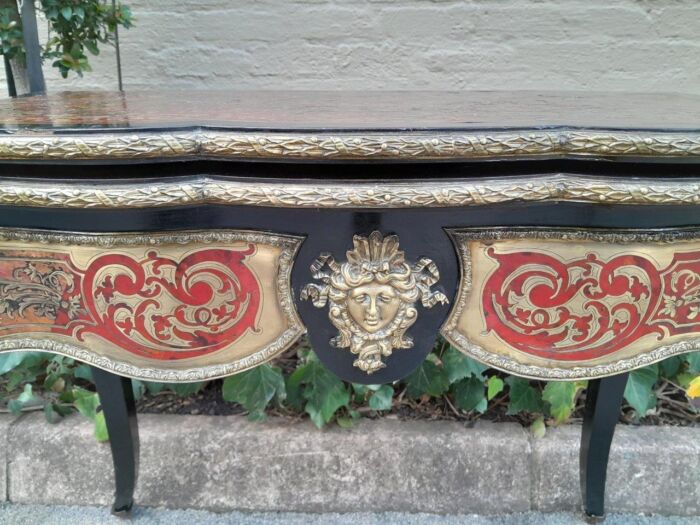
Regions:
[[0, 228, 305, 382], [443, 227, 700, 380], [302, 231, 448, 374]]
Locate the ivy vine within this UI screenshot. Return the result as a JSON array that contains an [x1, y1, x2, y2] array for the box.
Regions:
[[0, 339, 697, 441]]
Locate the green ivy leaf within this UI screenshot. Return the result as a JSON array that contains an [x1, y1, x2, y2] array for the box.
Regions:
[[351, 383, 371, 402], [368, 385, 394, 411], [452, 376, 486, 413], [94, 410, 109, 442], [74, 389, 100, 421], [0, 352, 39, 375], [16, 383, 34, 403], [222, 364, 286, 420], [487, 376, 504, 400], [336, 416, 354, 428], [6, 400, 21, 415], [73, 364, 93, 382], [291, 355, 350, 428], [505, 377, 544, 415], [53, 403, 73, 417], [405, 359, 449, 398], [60, 6, 72, 21], [285, 367, 305, 411], [660, 356, 682, 378], [543, 381, 584, 424], [143, 381, 166, 394], [131, 380, 146, 401], [685, 352, 700, 374], [172, 383, 205, 396], [8, 383, 41, 413], [676, 372, 695, 389], [43, 372, 61, 391], [624, 365, 659, 418], [43, 403, 62, 424], [442, 347, 487, 383], [304, 369, 349, 428], [246, 410, 268, 422], [530, 416, 546, 438]]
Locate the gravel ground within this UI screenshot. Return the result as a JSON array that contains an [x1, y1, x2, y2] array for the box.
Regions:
[[0, 504, 696, 525]]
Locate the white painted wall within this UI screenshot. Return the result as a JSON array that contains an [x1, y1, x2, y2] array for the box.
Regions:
[[1, 0, 699, 95]]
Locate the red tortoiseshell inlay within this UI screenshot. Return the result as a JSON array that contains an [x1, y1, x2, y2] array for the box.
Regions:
[[482, 247, 700, 361], [0, 246, 261, 360]]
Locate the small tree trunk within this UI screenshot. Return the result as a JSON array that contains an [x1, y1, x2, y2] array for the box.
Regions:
[[9, 56, 30, 95], [0, 0, 30, 95]]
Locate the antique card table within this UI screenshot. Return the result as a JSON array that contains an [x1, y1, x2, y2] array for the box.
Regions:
[[1, 90, 700, 518]]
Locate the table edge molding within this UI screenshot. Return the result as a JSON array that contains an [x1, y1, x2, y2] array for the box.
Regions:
[[2, 174, 700, 209], [1, 129, 700, 162]]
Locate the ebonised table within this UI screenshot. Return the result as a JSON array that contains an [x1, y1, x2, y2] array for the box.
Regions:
[[1, 90, 699, 519]]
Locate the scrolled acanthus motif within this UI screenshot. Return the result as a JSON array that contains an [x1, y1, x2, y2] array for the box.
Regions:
[[480, 248, 700, 361], [301, 231, 448, 374], [0, 262, 83, 321]]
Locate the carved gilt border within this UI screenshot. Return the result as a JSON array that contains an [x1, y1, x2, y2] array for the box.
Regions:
[[0, 228, 306, 382], [3, 174, 700, 209], [442, 227, 700, 380], [1, 130, 700, 161]]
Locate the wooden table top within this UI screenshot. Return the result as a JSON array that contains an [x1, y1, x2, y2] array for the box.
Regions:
[[1, 90, 699, 162], [2, 90, 700, 131]]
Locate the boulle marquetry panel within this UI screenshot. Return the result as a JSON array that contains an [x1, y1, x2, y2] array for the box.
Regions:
[[0, 228, 304, 381], [443, 228, 700, 379]]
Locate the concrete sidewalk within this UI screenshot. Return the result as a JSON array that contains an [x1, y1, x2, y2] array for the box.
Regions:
[[0, 504, 697, 525], [0, 413, 698, 516]]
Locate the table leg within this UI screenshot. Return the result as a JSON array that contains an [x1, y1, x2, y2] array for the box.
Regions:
[[91, 367, 140, 516], [580, 373, 629, 520]]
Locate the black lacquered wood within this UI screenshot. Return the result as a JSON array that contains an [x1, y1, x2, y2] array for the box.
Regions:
[[91, 367, 140, 516], [580, 373, 629, 519]]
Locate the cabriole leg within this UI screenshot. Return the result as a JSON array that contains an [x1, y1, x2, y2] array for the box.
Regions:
[[91, 366, 140, 516], [580, 373, 629, 520]]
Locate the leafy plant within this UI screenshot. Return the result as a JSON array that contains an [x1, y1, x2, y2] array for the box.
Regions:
[[505, 376, 545, 415], [222, 364, 285, 421], [623, 365, 659, 418], [0, 351, 107, 440], [0, 340, 697, 440], [542, 381, 586, 424], [41, 0, 132, 77], [286, 351, 351, 428], [0, 0, 132, 78], [0, 5, 22, 61], [405, 354, 449, 398]]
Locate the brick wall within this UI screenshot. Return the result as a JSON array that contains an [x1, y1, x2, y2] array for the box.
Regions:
[[1, 0, 700, 94]]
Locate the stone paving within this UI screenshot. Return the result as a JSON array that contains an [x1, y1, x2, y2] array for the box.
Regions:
[[0, 504, 697, 525], [1, 413, 698, 516]]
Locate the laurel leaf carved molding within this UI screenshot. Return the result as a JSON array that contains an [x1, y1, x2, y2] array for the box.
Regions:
[[1, 130, 700, 162], [2, 174, 700, 209]]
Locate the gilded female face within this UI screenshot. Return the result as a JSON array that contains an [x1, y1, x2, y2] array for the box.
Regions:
[[347, 281, 401, 333]]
